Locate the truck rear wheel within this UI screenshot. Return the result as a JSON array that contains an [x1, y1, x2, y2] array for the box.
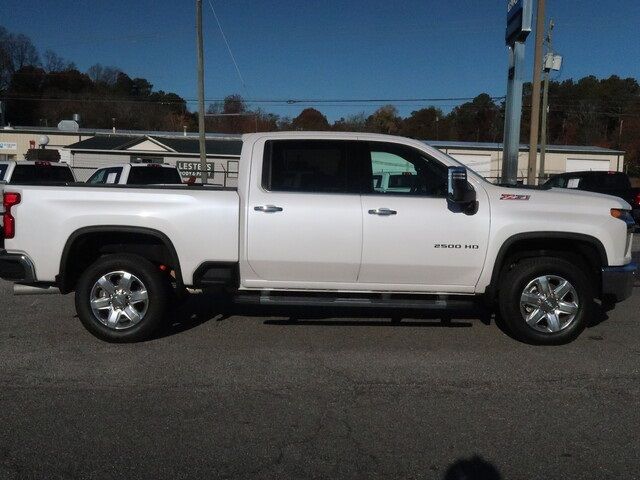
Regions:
[[498, 256, 594, 345], [75, 254, 169, 342]]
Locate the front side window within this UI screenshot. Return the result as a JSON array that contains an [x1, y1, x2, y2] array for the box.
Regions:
[[365, 142, 447, 197], [262, 140, 358, 194]]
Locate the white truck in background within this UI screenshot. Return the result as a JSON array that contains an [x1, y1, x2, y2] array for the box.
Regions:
[[86, 163, 184, 185], [0, 132, 636, 345]]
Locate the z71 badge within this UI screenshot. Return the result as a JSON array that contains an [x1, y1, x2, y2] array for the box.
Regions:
[[500, 193, 530, 201]]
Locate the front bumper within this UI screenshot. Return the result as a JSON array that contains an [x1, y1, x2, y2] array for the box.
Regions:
[[602, 262, 637, 303], [0, 249, 36, 283]]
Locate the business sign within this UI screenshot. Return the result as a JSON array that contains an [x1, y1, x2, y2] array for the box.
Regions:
[[506, 0, 532, 45], [176, 160, 216, 178], [0, 142, 17, 151]]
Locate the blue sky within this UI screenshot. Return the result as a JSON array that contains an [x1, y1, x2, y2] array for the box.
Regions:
[[3, 0, 640, 120]]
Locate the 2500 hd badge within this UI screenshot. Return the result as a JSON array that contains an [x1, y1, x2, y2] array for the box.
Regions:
[[434, 244, 480, 249]]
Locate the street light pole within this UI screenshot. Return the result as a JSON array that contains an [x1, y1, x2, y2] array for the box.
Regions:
[[526, 0, 546, 185], [539, 21, 555, 179], [196, 0, 208, 185]]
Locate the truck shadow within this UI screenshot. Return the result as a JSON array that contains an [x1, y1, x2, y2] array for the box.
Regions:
[[158, 291, 614, 340]]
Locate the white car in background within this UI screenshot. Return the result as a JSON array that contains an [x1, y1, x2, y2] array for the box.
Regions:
[[87, 163, 184, 185]]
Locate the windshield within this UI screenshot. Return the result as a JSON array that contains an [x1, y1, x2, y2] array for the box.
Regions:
[[127, 166, 183, 185], [0, 164, 7, 181]]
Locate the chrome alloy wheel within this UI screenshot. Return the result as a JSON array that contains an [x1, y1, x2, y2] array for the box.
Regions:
[[89, 271, 149, 330], [519, 275, 580, 333]]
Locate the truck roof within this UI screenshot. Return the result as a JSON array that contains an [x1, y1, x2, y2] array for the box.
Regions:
[[0, 160, 72, 167]]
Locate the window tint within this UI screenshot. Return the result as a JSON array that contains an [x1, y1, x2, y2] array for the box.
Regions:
[[0, 164, 7, 181], [10, 164, 74, 183], [546, 176, 567, 188], [581, 173, 630, 190], [127, 166, 182, 185], [88, 167, 123, 184], [263, 140, 357, 193], [366, 142, 447, 196]]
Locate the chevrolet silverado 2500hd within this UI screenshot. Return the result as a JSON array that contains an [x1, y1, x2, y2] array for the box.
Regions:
[[0, 132, 636, 344]]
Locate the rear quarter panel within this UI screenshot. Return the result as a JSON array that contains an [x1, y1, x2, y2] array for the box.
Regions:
[[3, 185, 239, 285]]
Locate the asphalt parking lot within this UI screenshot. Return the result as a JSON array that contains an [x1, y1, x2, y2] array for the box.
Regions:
[[1, 241, 639, 480]]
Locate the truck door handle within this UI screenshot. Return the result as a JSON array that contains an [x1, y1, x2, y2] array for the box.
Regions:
[[368, 208, 397, 216], [254, 205, 283, 213]]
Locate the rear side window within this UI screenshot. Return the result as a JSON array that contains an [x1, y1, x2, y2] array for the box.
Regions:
[[0, 164, 7, 181], [127, 166, 182, 185], [88, 167, 122, 184], [581, 173, 630, 190], [10, 164, 74, 183], [262, 140, 359, 194]]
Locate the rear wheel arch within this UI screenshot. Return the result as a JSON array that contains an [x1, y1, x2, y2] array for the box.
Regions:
[[58, 226, 182, 293]]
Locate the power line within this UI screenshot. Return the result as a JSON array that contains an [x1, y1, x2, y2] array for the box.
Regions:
[[206, 0, 246, 90], [0, 94, 505, 105]]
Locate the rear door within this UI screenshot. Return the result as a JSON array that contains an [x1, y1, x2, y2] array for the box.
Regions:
[[246, 139, 363, 284], [358, 141, 490, 290]]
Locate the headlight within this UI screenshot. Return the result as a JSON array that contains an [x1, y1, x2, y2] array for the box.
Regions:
[[611, 209, 636, 229]]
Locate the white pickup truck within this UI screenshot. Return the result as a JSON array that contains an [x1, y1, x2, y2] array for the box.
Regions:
[[0, 132, 636, 344]]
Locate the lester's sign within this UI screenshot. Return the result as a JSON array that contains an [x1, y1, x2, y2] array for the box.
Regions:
[[506, 0, 532, 45]]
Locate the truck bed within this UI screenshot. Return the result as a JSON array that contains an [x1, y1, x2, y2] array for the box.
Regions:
[[2, 183, 240, 285]]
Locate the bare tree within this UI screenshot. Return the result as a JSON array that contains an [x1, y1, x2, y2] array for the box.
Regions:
[[10, 33, 39, 69], [43, 50, 69, 72]]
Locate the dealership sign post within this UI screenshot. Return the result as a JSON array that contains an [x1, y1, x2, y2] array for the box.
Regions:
[[501, 0, 533, 185]]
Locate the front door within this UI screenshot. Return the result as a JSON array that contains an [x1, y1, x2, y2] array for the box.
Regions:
[[246, 139, 363, 285], [358, 141, 490, 291]]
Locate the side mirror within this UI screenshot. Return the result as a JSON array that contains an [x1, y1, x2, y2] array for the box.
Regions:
[[447, 166, 476, 204]]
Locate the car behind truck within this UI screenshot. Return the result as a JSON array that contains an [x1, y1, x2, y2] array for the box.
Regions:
[[0, 132, 636, 344]]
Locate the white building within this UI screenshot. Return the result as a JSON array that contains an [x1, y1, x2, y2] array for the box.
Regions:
[[428, 140, 625, 183]]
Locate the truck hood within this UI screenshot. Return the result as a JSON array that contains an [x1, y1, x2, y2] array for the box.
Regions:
[[488, 185, 632, 211]]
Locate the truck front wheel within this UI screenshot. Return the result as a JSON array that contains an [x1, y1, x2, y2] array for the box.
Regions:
[[75, 254, 170, 342], [498, 256, 594, 345]]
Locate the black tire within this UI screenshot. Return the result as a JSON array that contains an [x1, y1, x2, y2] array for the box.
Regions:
[[75, 254, 170, 342], [498, 256, 594, 345]]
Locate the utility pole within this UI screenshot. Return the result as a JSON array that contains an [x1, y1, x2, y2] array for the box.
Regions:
[[538, 20, 554, 179], [196, 0, 208, 185], [526, 0, 546, 185]]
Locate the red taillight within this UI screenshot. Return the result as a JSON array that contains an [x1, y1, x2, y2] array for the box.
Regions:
[[2, 192, 21, 239], [635, 192, 640, 207]]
